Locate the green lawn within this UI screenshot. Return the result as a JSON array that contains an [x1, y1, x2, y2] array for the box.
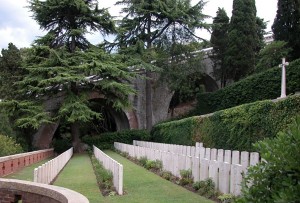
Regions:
[[104, 151, 214, 203], [4, 158, 52, 181], [9, 152, 214, 203], [54, 153, 104, 203]]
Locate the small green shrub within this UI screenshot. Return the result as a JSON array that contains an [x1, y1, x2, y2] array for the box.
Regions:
[[90, 154, 114, 196], [139, 156, 148, 167], [193, 178, 217, 199], [83, 129, 150, 149], [237, 117, 300, 203], [145, 160, 156, 170], [0, 134, 23, 156], [160, 170, 172, 180], [179, 169, 193, 186], [218, 193, 235, 203]]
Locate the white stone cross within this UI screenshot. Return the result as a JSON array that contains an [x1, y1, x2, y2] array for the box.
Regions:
[[278, 57, 289, 98]]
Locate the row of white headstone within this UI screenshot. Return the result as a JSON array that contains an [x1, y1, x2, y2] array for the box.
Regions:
[[33, 148, 73, 184], [115, 142, 258, 196], [93, 146, 123, 195], [133, 140, 259, 170]]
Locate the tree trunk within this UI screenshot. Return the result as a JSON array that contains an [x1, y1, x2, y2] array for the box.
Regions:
[[71, 121, 81, 152]]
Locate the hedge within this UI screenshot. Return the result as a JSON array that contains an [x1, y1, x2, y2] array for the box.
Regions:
[[151, 95, 300, 151], [151, 116, 199, 146], [195, 59, 300, 115], [83, 129, 150, 149], [0, 134, 24, 156]]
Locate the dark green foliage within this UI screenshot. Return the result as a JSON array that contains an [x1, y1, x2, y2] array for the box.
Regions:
[[145, 159, 162, 171], [237, 117, 300, 202], [83, 129, 150, 149], [193, 179, 217, 199], [52, 139, 72, 154], [255, 41, 292, 73], [0, 110, 16, 138], [225, 0, 260, 81], [29, 0, 115, 50], [0, 134, 24, 156], [151, 116, 199, 145], [152, 95, 300, 151], [196, 59, 300, 115], [272, 0, 300, 60], [210, 8, 230, 88], [0, 43, 24, 100]]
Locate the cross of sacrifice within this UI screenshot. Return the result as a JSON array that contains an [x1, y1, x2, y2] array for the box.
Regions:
[[278, 57, 289, 98]]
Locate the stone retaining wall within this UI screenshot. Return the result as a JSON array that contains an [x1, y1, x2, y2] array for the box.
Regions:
[[0, 179, 89, 203]]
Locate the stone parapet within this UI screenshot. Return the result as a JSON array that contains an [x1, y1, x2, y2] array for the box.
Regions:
[[0, 179, 89, 203]]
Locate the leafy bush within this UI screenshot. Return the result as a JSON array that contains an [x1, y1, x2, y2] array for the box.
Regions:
[[83, 129, 150, 149], [0, 134, 24, 156], [218, 193, 235, 203], [193, 178, 217, 198], [90, 154, 114, 196], [237, 117, 300, 203], [152, 95, 300, 151], [195, 58, 300, 115], [179, 169, 193, 186], [138, 156, 148, 167], [145, 159, 163, 171], [160, 170, 172, 180], [151, 117, 198, 145]]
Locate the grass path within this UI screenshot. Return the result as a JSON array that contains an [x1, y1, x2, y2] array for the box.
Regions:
[[104, 150, 214, 203], [53, 153, 104, 203], [4, 158, 52, 181]]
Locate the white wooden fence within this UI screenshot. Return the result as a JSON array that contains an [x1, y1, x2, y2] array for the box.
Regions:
[[33, 148, 73, 184], [115, 142, 259, 196], [133, 140, 259, 170], [93, 146, 123, 195]]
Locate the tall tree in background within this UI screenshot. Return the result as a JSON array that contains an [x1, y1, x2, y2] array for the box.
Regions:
[[1, 0, 134, 150], [0, 43, 23, 100], [225, 0, 258, 81], [210, 8, 230, 87], [115, 0, 208, 130], [272, 0, 300, 60]]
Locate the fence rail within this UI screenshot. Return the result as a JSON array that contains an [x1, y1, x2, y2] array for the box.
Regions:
[[34, 148, 73, 184], [116, 142, 259, 196], [133, 140, 259, 170], [0, 149, 54, 177], [93, 146, 123, 195]]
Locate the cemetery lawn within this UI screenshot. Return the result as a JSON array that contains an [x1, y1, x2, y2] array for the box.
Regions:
[[4, 158, 52, 181], [104, 150, 214, 203], [53, 153, 104, 203]]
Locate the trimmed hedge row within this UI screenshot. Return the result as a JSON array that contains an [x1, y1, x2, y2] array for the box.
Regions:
[[83, 129, 150, 149], [195, 59, 300, 115], [151, 95, 300, 151]]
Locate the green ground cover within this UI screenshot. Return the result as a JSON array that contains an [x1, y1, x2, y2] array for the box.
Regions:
[[53, 153, 104, 203], [4, 158, 51, 181], [104, 151, 213, 203]]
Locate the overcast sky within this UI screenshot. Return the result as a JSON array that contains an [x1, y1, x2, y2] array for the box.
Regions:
[[0, 0, 277, 51]]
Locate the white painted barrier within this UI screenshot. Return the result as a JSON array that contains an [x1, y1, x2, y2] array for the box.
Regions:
[[116, 142, 259, 196], [34, 148, 73, 184], [93, 146, 123, 195], [133, 140, 260, 169]]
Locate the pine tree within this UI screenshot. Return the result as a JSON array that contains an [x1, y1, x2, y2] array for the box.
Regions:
[[0, 43, 24, 100], [2, 0, 134, 150], [210, 8, 230, 87], [272, 0, 300, 60], [115, 0, 208, 130], [225, 0, 258, 81]]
